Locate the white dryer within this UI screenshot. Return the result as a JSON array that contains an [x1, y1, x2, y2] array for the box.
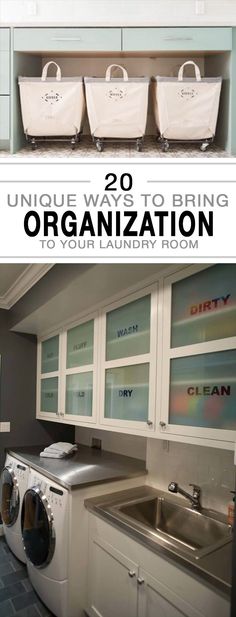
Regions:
[[0, 454, 30, 563], [22, 469, 69, 617]]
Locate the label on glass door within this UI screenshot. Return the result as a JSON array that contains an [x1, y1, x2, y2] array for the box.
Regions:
[[171, 264, 236, 348], [169, 349, 236, 429], [105, 363, 149, 422]]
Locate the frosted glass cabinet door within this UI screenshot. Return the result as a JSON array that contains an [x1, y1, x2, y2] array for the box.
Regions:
[[67, 320, 94, 368], [171, 264, 236, 348], [105, 364, 149, 422], [65, 372, 93, 417], [41, 336, 59, 373], [169, 349, 236, 429], [41, 377, 58, 414], [106, 295, 151, 361]]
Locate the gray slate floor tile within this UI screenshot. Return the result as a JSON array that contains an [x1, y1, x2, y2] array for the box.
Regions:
[[0, 580, 26, 602], [13, 603, 41, 616], [1, 568, 28, 587], [0, 562, 14, 576], [12, 589, 39, 611], [0, 598, 15, 616], [0, 538, 54, 616]]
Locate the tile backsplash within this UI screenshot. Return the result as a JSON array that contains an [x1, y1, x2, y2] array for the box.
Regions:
[[75, 426, 147, 461], [147, 438, 235, 514]]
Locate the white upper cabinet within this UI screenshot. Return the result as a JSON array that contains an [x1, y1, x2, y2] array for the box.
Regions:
[[37, 314, 98, 424], [36, 265, 236, 448], [63, 315, 98, 424], [37, 333, 61, 418], [99, 285, 159, 432], [159, 264, 236, 448]]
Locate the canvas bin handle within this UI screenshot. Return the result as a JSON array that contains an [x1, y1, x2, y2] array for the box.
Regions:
[[178, 61, 201, 82], [41, 61, 62, 82], [105, 64, 129, 82]]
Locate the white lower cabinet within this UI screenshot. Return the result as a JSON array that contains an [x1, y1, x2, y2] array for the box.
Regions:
[[86, 514, 230, 617], [137, 569, 197, 617], [88, 535, 138, 617]]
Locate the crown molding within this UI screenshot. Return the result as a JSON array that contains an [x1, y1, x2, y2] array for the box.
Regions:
[[0, 264, 53, 310]]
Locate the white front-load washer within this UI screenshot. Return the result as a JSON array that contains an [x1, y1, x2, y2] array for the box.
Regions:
[[22, 469, 69, 617], [0, 454, 30, 562]]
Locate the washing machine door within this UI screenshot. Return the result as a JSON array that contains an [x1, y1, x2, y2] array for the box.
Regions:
[[21, 487, 55, 568], [0, 466, 20, 527]]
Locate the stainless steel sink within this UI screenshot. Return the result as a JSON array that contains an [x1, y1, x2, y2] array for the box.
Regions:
[[110, 495, 232, 559]]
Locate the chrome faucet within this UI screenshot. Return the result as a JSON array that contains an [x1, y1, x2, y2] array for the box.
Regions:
[[168, 481, 201, 510]]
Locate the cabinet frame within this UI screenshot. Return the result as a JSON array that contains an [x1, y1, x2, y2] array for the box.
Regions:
[[98, 283, 159, 433], [60, 312, 99, 425], [159, 264, 236, 446], [37, 312, 99, 425], [36, 329, 62, 420]]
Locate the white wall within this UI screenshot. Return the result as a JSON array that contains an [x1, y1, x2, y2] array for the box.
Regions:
[[1, 0, 236, 25], [147, 438, 235, 514], [75, 426, 147, 460]]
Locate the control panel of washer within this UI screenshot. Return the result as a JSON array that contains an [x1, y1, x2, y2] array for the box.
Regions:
[[5, 456, 28, 481], [30, 473, 67, 513]]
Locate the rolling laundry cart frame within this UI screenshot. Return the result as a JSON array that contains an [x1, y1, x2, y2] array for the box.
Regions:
[[25, 132, 81, 151], [92, 135, 144, 153], [18, 61, 85, 151], [85, 64, 149, 152], [153, 61, 222, 152], [157, 135, 214, 153]]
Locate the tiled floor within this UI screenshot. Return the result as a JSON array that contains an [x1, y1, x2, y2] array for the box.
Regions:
[[0, 537, 53, 617], [0, 136, 231, 158]]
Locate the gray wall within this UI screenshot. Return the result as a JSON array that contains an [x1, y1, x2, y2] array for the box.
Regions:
[[0, 309, 74, 469]]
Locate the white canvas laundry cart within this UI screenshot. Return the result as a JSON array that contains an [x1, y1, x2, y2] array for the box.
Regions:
[[153, 61, 222, 152], [18, 61, 85, 150], [85, 64, 149, 151]]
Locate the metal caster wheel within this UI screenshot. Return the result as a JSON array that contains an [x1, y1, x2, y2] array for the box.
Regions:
[[96, 140, 104, 153], [136, 140, 142, 152], [71, 138, 76, 150], [31, 139, 37, 151], [162, 141, 170, 153], [200, 142, 209, 152]]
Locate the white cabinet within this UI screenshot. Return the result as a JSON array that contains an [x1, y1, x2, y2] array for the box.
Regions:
[[138, 569, 192, 617], [37, 313, 98, 424], [159, 264, 236, 449], [63, 315, 98, 424], [86, 514, 230, 617], [99, 284, 159, 433], [88, 535, 138, 617], [37, 333, 61, 419], [36, 284, 159, 435], [36, 264, 236, 448], [87, 533, 191, 617]]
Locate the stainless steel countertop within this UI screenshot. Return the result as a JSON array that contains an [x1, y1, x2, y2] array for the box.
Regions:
[[85, 485, 232, 595], [8, 445, 146, 491]]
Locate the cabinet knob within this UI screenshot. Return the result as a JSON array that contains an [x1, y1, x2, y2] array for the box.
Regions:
[[147, 420, 153, 427], [137, 577, 145, 585], [159, 421, 166, 428], [128, 571, 136, 578]]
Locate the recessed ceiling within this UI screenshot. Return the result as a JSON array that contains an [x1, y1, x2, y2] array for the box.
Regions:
[[0, 264, 53, 309]]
